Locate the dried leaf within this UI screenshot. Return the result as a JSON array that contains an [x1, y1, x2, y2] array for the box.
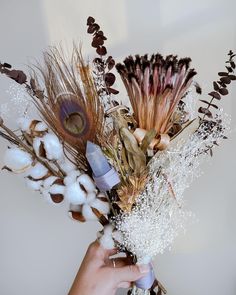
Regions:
[[140, 128, 157, 152], [219, 88, 228, 95], [120, 127, 146, 174], [218, 72, 228, 76], [199, 99, 218, 109], [220, 76, 231, 84], [208, 91, 221, 100], [229, 75, 236, 80], [3, 63, 11, 68], [213, 81, 220, 91], [230, 61, 235, 69], [107, 87, 119, 95], [198, 107, 213, 118]]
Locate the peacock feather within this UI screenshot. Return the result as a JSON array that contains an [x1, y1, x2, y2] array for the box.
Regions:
[[30, 45, 105, 169]]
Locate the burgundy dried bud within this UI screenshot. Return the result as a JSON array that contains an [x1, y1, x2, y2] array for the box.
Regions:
[[87, 16, 95, 25], [105, 72, 116, 86], [106, 56, 115, 70], [96, 46, 107, 56], [87, 25, 96, 34], [8, 70, 27, 84], [92, 37, 104, 48], [93, 57, 103, 64]]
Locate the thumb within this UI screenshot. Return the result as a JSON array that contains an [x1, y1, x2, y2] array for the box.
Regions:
[[113, 264, 150, 283]]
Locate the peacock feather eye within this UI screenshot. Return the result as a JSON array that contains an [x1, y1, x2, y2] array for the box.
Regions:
[[59, 97, 90, 137]]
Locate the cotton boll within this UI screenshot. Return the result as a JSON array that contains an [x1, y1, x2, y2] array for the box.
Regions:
[[33, 137, 42, 157], [42, 134, 63, 160], [34, 122, 47, 132], [49, 184, 65, 195], [25, 178, 43, 191], [86, 192, 96, 204], [64, 170, 81, 186], [64, 182, 86, 205], [17, 117, 31, 132], [103, 224, 114, 235], [58, 158, 76, 174], [64, 175, 75, 186], [43, 176, 57, 189], [77, 174, 96, 193], [91, 199, 110, 215], [4, 148, 32, 173], [99, 231, 115, 249], [69, 204, 81, 212], [82, 204, 97, 221], [27, 163, 48, 179]]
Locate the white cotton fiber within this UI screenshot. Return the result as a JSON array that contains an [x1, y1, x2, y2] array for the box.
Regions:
[[25, 178, 42, 191], [86, 192, 96, 203], [34, 122, 47, 132], [64, 170, 81, 186], [58, 158, 76, 174], [43, 176, 57, 189], [27, 162, 48, 179], [77, 174, 96, 192], [82, 204, 97, 221], [42, 134, 63, 160], [90, 198, 110, 215], [64, 182, 86, 205], [33, 137, 42, 157], [4, 148, 32, 172], [49, 184, 65, 195], [99, 225, 115, 249]]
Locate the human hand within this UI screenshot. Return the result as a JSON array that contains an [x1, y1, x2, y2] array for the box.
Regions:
[[68, 240, 150, 295]]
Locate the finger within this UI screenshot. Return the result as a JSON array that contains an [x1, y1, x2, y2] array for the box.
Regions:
[[86, 240, 118, 264], [117, 281, 132, 288], [106, 257, 133, 268], [113, 264, 150, 283]]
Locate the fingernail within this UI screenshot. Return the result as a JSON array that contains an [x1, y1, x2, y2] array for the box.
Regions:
[[138, 264, 150, 274]]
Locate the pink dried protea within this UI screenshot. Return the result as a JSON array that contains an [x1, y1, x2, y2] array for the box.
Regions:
[[116, 54, 199, 135]]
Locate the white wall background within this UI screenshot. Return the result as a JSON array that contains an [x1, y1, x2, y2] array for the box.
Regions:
[[0, 1, 236, 295]]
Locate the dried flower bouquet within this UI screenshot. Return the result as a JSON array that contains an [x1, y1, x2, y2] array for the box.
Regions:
[[0, 16, 235, 294]]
